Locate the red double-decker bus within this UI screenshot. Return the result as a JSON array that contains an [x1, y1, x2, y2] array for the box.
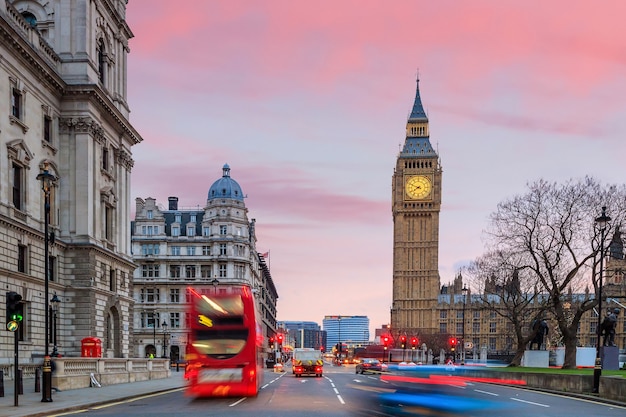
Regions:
[[184, 285, 263, 397]]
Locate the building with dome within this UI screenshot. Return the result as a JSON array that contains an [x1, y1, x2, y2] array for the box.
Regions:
[[131, 164, 278, 360]]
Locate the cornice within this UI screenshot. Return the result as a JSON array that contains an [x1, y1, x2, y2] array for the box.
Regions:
[[62, 85, 141, 145]]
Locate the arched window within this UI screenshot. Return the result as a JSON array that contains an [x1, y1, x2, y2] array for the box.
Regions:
[[21, 12, 37, 28], [97, 38, 106, 84]]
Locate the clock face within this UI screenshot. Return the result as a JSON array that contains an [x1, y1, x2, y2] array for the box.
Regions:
[[405, 175, 432, 200]]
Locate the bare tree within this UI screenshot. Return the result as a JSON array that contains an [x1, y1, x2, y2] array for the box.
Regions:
[[466, 250, 547, 366], [483, 177, 626, 369]]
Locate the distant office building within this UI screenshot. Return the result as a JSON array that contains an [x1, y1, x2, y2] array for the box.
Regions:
[[323, 315, 369, 352], [278, 321, 325, 350]]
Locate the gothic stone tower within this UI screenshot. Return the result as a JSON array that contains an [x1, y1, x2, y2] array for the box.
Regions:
[[391, 79, 442, 336]]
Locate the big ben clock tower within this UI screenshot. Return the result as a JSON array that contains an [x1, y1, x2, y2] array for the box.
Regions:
[[391, 78, 442, 335]]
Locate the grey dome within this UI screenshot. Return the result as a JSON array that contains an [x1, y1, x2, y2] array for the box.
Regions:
[[208, 164, 244, 201]]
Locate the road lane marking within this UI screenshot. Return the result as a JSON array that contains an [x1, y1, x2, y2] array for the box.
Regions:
[[475, 389, 499, 396], [324, 375, 345, 405], [229, 397, 247, 407], [511, 397, 550, 407]]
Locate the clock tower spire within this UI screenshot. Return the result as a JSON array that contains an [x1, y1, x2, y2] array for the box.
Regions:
[[391, 77, 442, 336]]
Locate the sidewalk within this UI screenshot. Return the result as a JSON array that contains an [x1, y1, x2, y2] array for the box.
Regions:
[[0, 370, 186, 417]]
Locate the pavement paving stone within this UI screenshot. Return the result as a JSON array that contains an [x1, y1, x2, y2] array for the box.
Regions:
[[0, 369, 186, 417]]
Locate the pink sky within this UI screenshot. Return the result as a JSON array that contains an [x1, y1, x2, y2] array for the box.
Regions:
[[125, 1, 626, 336]]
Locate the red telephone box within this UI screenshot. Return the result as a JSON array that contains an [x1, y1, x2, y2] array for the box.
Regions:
[[81, 337, 102, 357]]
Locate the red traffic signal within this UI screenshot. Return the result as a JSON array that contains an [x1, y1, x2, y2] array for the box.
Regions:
[[449, 337, 457, 351], [410, 337, 418, 347], [277, 333, 284, 345], [269, 336, 275, 349], [382, 335, 390, 347]]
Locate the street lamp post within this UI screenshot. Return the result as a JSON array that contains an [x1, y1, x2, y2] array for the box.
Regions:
[[337, 316, 341, 365], [37, 163, 56, 403], [461, 285, 468, 365], [162, 321, 168, 358], [152, 313, 157, 357], [593, 206, 611, 394], [50, 293, 61, 357]]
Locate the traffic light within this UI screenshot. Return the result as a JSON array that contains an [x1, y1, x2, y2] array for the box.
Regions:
[[400, 335, 407, 349], [449, 337, 457, 352], [269, 337, 275, 349], [382, 335, 390, 349], [6, 291, 24, 330], [411, 337, 418, 349], [277, 333, 283, 347]]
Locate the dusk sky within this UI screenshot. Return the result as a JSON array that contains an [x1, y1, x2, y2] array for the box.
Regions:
[[125, 1, 626, 336]]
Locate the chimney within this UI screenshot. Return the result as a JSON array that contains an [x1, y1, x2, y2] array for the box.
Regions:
[[168, 197, 178, 210]]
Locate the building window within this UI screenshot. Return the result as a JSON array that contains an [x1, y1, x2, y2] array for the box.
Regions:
[[141, 312, 159, 328], [186, 246, 196, 256], [203, 226, 210, 236], [218, 264, 227, 278], [142, 264, 159, 278], [190, 215, 196, 222], [44, 115, 52, 143], [109, 268, 116, 291], [171, 227, 180, 237], [202, 246, 211, 256], [236, 227, 242, 236], [11, 87, 22, 119], [48, 256, 56, 282], [489, 322, 497, 333], [219, 244, 227, 256], [456, 322, 463, 335], [187, 227, 195, 237], [12, 163, 24, 210], [170, 312, 181, 329], [170, 289, 180, 303], [141, 244, 159, 255], [141, 288, 159, 303], [220, 225, 227, 235], [104, 206, 113, 241], [185, 265, 196, 278], [147, 210, 153, 219], [439, 323, 447, 333], [102, 146, 109, 171], [234, 264, 245, 279], [439, 310, 447, 319], [17, 244, 27, 273], [97, 38, 106, 85], [201, 265, 211, 278], [472, 322, 480, 334], [171, 246, 181, 256], [141, 225, 158, 235], [489, 337, 496, 351], [175, 214, 181, 223], [170, 265, 181, 278]]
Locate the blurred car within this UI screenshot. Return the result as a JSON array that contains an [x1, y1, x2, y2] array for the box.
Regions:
[[355, 358, 382, 374]]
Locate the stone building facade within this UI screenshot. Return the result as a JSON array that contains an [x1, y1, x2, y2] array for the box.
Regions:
[[131, 164, 278, 361], [0, 0, 140, 360]]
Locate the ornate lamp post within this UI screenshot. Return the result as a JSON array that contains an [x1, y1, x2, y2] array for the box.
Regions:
[[50, 293, 61, 357], [162, 321, 169, 358], [461, 285, 468, 365], [37, 163, 56, 403], [593, 206, 611, 393]]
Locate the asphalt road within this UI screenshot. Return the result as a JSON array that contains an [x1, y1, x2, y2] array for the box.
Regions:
[[49, 364, 626, 417]]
